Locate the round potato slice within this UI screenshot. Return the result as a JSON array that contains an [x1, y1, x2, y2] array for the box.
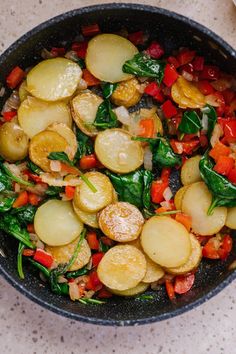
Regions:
[[225, 207, 236, 229], [141, 216, 191, 268], [98, 202, 144, 242], [108, 282, 149, 297], [45, 237, 91, 271], [26, 58, 82, 101], [19, 80, 30, 102], [73, 202, 99, 229], [174, 185, 190, 211], [18, 96, 72, 138], [34, 200, 84, 246], [182, 182, 227, 235], [73, 171, 113, 212], [0, 122, 29, 162], [166, 234, 202, 275], [95, 129, 144, 173], [71, 92, 103, 136], [47, 123, 77, 160], [97, 245, 146, 291], [29, 130, 68, 172], [86, 34, 138, 83], [181, 155, 202, 186], [111, 78, 141, 108]]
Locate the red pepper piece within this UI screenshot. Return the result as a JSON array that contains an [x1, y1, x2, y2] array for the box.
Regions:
[[82, 69, 100, 86], [6, 66, 25, 89], [87, 271, 102, 291], [72, 41, 88, 59], [144, 82, 164, 102], [174, 274, 195, 294], [27, 224, 35, 234], [22, 249, 35, 257], [79, 154, 97, 170], [209, 141, 231, 162], [28, 193, 41, 206], [213, 155, 235, 176], [170, 139, 199, 155], [161, 167, 171, 183], [192, 56, 204, 71], [162, 100, 177, 118], [167, 56, 180, 69], [223, 120, 236, 143], [177, 49, 196, 66], [138, 119, 155, 138], [50, 47, 66, 57], [81, 24, 100, 37], [128, 31, 144, 45], [228, 167, 236, 184], [33, 249, 54, 268], [222, 89, 235, 105], [151, 180, 168, 204], [97, 287, 113, 298], [163, 64, 178, 87], [87, 231, 99, 250], [165, 280, 175, 300], [200, 65, 220, 80], [13, 191, 28, 208], [65, 186, 75, 200], [218, 235, 233, 260], [197, 80, 214, 95], [202, 235, 233, 260], [3, 111, 17, 122], [146, 41, 164, 59], [92, 252, 104, 267]]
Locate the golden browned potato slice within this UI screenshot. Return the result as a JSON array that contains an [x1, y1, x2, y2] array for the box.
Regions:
[[45, 237, 91, 271], [166, 234, 202, 275], [29, 130, 68, 172], [141, 216, 191, 268], [71, 91, 103, 136], [97, 244, 146, 290], [95, 128, 144, 173], [98, 202, 144, 242], [47, 123, 77, 160], [73, 171, 113, 213], [86, 34, 138, 83], [182, 182, 227, 235], [34, 200, 84, 246], [18, 96, 72, 138], [0, 122, 29, 162], [225, 207, 236, 229], [181, 155, 202, 185], [19, 80, 29, 102], [26, 58, 82, 101], [174, 185, 190, 211], [171, 76, 205, 109], [111, 78, 142, 108], [108, 282, 149, 297], [73, 202, 99, 229]]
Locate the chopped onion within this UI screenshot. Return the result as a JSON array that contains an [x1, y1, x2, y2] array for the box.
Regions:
[[113, 106, 131, 125], [160, 200, 171, 209], [210, 123, 223, 147], [50, 160, 61, 172], [77, 78, 88, 91], [26, 183, 48, 196], [41, 173, 81, 187], [69, 281, 81, 301], [163, 187, 173, 202], [84, 290, 95, 299], [0, 248, 6, 258], [1, 90, 20, 114], [41, 48, 54, 59], [143, 146, 153, 171], [58, 275, 68, 283], [201, 113, 209, 131], [14, 183, 21, 193], [0, 86, 5, 97], [36, 239, 45, 250], [182, 70, 193, 82], [205, 94, 221, 107]]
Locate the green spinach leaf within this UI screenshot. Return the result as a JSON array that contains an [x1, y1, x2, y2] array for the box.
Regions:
[[178, 111, 202, 134], [45, 186, 63, 198], [27, 161, 42, 175], [74, 128, 94, 161], [0, 195, 15, 212], [1, 163, 34, 187], [93, 100, 118, 130], [101, 82, 118, 99], [10, 204, 37, 225], [48, 152, 73, 166], [201, 104, 217, 139]]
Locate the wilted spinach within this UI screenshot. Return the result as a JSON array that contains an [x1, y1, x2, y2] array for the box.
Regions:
[[178, 111, 202, 134], [201, 104, 217, 139], [75, 127, 94, 161], [93, 100, 118, 130]]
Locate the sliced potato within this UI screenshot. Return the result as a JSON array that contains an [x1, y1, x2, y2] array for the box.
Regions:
[[73, 171, 113, 212], [181, 155, 202, 185], [47, 123, 77, 160], [71, 91, 103, 136], [18, 96, 72, 138], [171, 77, 205, 109], [0, 122, 29, 162], [73, 202, 99, 229], [27, 58, 82, 101], [98, 202, 144, 242], [97, 245, 146, 291], [29, 130, 68, 172], [182, 182, 227, 235], [108, 282, 149, 297], [45, 237, 91, 271], [95, 128, 144, 173], [111, 78, 142, 108], [225, 207, 236, 229], [19, 80, 29, 102], [86, 34, 138, 83], [141, 216, 191, 268], [174, 185, 190, 211], [34, 200, 84, 246], [166, 234, 202, 275]]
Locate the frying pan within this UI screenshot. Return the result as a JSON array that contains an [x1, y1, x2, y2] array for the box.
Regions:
[[0, 3, 236, 326]]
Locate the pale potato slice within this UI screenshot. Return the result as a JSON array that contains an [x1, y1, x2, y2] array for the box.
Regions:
[[111, 78, 141, 108], [26, 58, 82, 101], [97, 245, 146, 291], [45, 237, 91, 271], [182, 182, 227, 235], [112, 188, 118, 203], [98, 202, 144, 242], [34, 200, 84, 246], [18, 96, 72, 138], [86, 34, 138, 83], [73, 202, 99, 229], [19, 80, 29, 102], [166, 234, 202, 275], [174, 185, 190, 211], [47, 123, 77, 160], [95, 128, 144, 173], [108, 282, 149, 297], [141, 216, 191, 268], [73, 171, 113, 212], [29, 130, 68, 172], [71, 91, 103, 136], [225, 207, 236, 229], [0, 122, 29, 162], [181, 155, 202, 185]]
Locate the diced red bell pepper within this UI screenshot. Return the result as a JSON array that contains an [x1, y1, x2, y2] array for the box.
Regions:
[[175, 213, 192, 232], [228, 167, 236, 184], [128, 31, 144, 46], [146, 41, 164, 59], [97, 287, 113, 298], [138, 118, 155, 138], [72, 41, 88, 59], [100, 236, 113, 247], [92, 252, 104, 267], [28, 193, 41, 206], [199, 133, 209, 148], [200, 65, 220, 80], [192, 56, 204, 71], [65, 186, 75, 200], [144, 82, 164, 102], [209, 141, 231, 162], [163, 64, 178, 87], [165, 280, 175, 300], [27, 224, 35, 234], [223, 120, 236, 143], [82, 69, 100, 86], [197, 80, 214, 95], [22, 249, 35, 257], [162, 100, 177, 118], [222, 89, 235, 105], [6, 66, 25, 89], [177, 49, 196, 66], [170, 139, 200, 155], [3, 111, 17, 122], [161, 167, 171, 183], [181, 63, 194, 74], [86, 271, 102, 291], [33, 249, 54, 268], [79, 154, 97, 170], [213, 155, 235, 176], [202, 235, 233, 260], [167, 56, 180, 69], [174, 274, 195, 294], [81, 24, 100, 37], [217, 235, 233, 260], [151, 180, 168, 204], [87, 231, 99, 250], [13, 191, 28, 208], [50, 47, 66, 57]]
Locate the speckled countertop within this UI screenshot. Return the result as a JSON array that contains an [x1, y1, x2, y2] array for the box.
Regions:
[[0, 1, 236, 353]]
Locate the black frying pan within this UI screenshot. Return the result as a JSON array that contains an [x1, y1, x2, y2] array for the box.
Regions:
[[0, 3, 236, 326]]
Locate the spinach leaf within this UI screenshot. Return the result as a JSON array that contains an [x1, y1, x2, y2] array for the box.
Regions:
[[10, 204, 37, 225], [45, 186, 63, 198], [74, 128, 94, 161], [66, 266, 89, 279], [1, 163, 34, 187], [142, 170, 153, 210], [101, 82, 118, 99], [93, 100, 118, 130], [123, 52, 165, 84], [0, 195, 15, 212], [178, 111, 202, 134], [0, 164, 12, 192], [201, 104, 217, 139], [27, 160, 42, 175], [48, 152, 73, 166]]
